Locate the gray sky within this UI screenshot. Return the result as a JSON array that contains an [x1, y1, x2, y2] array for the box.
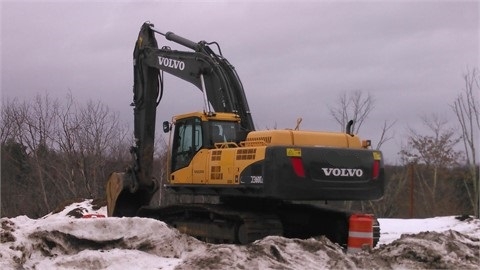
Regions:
[[2, 0, 479, 163]]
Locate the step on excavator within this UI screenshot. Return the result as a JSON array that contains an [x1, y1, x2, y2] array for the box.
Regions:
[[106, 22, 384, 247]]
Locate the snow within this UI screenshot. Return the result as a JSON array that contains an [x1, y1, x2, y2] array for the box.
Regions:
[[378, 216, 480, 246], [1, 200, 479, 269]]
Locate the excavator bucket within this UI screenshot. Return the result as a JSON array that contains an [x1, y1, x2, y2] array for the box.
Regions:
[[106, 172, 152, 217]]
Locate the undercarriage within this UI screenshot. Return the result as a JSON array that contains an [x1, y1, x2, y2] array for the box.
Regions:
[[137, 197, 380, 248]]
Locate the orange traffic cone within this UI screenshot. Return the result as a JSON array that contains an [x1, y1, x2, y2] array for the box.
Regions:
[[347, 214, 373, 253]]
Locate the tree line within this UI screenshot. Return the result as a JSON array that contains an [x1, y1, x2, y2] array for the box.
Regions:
[[1, 94, 132, 218], [328, 68, 479, 218], [1, 69, 479, 219]]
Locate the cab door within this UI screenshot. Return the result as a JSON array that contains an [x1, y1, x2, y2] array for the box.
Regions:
[[170, 117, 203, 184]]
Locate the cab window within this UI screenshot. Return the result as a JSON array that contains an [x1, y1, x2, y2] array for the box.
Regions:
[[208, 121, 239, 147]]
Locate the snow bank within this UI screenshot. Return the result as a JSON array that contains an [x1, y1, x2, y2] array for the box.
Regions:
[[378, 216, 480, 245], [1, 200, 479, 269]]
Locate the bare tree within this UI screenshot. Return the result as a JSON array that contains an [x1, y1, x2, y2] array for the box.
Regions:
[[1, 95, 66, 214], [329, 90, 375, 133], [54, 93, 81, 197], [399, 114, 463, 215], [19, 95, 60, 212], [1, 99, 18, 144], [451, 67, 480, 217], [53, 95, 130, 199], [1, 100, 38, 217], [1, 93, 131, 217], [328, 90, 396, 148], [75, 100, 126, 197], [375, 120, 397, 150], [1, 99, 29, 145]]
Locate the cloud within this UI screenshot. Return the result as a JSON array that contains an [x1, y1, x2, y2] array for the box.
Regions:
[[1, 0, 478, 162]]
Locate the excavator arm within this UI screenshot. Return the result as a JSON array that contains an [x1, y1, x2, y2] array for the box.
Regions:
[[107, 22, 255, 216]]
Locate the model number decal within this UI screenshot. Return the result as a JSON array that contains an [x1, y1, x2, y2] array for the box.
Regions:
[[322, 168, 363, 177], [250, 176, 263, 184]]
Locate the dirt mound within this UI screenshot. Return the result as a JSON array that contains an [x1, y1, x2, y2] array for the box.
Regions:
[[178, 236, 356, 269], [352, 230, 480, 269]]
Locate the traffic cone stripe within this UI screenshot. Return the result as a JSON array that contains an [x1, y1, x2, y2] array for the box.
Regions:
[[348, 231, 373, 238]]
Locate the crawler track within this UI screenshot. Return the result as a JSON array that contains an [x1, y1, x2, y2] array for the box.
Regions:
[[138, 204, 283, 244], [138, 200, 380, 247]]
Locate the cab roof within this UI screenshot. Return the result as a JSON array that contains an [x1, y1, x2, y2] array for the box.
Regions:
[[173, 111, 241, 122]]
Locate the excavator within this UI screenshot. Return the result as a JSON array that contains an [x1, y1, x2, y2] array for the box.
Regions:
[[106, 22, 384, 247]]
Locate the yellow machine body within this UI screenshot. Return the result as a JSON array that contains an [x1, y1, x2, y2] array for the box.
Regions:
[[166, 111, 377, 198]]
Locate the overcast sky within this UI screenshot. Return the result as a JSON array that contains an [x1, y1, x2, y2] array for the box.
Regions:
[[2, 0, 479, 163]]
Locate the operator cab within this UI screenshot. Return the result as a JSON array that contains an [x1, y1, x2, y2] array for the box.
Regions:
[[165, 112, 245, 172]]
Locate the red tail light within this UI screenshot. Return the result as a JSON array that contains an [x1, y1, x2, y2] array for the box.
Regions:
[[372, 160, 380, 180], [290, 157, 305, 178]]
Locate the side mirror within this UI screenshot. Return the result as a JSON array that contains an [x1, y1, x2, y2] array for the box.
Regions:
[[163, 121, 171, 133]]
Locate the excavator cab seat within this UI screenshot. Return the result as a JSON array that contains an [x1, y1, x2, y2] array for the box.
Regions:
[[211, 125, 224, 145]]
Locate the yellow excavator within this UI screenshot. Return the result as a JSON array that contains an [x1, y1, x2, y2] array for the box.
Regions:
[[106, 22, 384, 246]]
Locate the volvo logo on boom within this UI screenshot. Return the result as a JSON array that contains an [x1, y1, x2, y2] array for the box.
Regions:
[[158, 57, 185, 70], [322, 168, 363, 177]]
